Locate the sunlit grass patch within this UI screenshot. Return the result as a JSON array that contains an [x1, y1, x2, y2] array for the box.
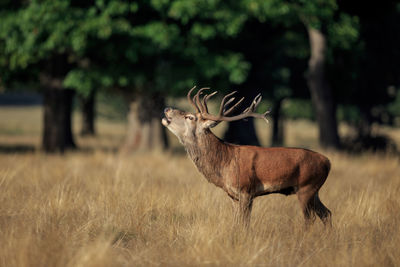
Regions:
[[0, 106, 400, 266]]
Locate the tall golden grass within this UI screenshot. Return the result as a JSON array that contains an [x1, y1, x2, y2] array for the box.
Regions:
[[0, 106, 400, 266]]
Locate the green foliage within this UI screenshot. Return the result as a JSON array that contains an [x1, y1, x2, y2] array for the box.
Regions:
[[132, 22, 180, 50], [245, 0, 292, 23], [327, 14, 359, 50], [0, 0, 133, 95], [0, 0, 398, 125], [282, 99, 314, 120], [245, 0, 338, 29], [0, 0, 255, 98], [0, 1, 127, 68], [337, 105, 360, 124]]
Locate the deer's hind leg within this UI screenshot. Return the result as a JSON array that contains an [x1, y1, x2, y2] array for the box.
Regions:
[[312, 193, 332, 226], [297, 186, 317, 225], [297, 186, 331, 227]]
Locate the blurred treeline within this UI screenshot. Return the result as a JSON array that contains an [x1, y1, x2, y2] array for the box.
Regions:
[[0, 0, 399, 153]]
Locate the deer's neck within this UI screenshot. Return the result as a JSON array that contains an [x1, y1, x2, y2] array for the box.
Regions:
[[183, 129, 232, 187]]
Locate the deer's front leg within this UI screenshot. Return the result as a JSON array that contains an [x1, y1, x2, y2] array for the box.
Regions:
[[232, 194, 253, 228]]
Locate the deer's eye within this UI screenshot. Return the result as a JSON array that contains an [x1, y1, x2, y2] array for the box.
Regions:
[[185, 115, 195, 121]]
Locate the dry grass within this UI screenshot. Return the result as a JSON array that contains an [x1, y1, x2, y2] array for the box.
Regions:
[[1, 106, 400, 266]]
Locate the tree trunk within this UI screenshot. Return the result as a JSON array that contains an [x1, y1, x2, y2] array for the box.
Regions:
[[271, 98, 284, 146], [358, 106, 373, 138], [80, 89, 96, 136], [223, 90, 261, 146], [121, 92, 169, 153], [42, 89, 76, 153], [223, 119, 260, 146], [306, 27, 340, 149]]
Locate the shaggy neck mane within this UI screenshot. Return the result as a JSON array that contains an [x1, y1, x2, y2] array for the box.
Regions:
[[183, 129, 233, 184]]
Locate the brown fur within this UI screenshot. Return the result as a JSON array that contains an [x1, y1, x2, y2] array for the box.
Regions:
[[162, 108, 331, 227]]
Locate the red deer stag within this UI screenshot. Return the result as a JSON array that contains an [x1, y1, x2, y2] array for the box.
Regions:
[[162, 86, 331, 227]]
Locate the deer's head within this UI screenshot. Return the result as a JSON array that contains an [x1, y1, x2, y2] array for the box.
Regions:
[[162, 86, 269, 144]]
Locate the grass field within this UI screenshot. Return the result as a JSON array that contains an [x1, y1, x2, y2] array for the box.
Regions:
[[1, 106, 400, 266]]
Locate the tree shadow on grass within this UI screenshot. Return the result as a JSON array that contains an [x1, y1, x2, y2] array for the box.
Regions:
[[0, 144, 36, 154], [0, 142, 186, 155], [0, 144, 121, 154], [341, 134, 399, 155]]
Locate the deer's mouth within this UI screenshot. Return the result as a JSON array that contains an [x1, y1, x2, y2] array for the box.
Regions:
[[162, 114, 172, 126]]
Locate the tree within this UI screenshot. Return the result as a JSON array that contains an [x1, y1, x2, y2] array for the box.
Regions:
[[122, 91, 168, 152], [0, 0, 134, 152], [306, 27, 340, 148], [245, 0, 361, 149], [224, 15, 310, 146], [335, 0, 400, 140], [79, 88, 96, 136], [165, 1, 291, 146], [0, 0, 79, 152], [0, 0, 176, 152], [6, 0, 391, 154], [118, 0, 253, 151]]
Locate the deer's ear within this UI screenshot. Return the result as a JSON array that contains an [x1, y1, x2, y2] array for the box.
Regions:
[[203, 119, 219, 128]]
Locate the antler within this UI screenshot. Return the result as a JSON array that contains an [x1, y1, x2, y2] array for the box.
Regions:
[[187, 86, 212, 113], [187, 86, 200, 113], [187, 87, 270, 123]]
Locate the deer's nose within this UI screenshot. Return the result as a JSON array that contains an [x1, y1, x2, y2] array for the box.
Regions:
[[164, 107, 171, 113]]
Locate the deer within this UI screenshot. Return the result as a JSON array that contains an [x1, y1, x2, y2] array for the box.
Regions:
[[161, 86, 332, 227]]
